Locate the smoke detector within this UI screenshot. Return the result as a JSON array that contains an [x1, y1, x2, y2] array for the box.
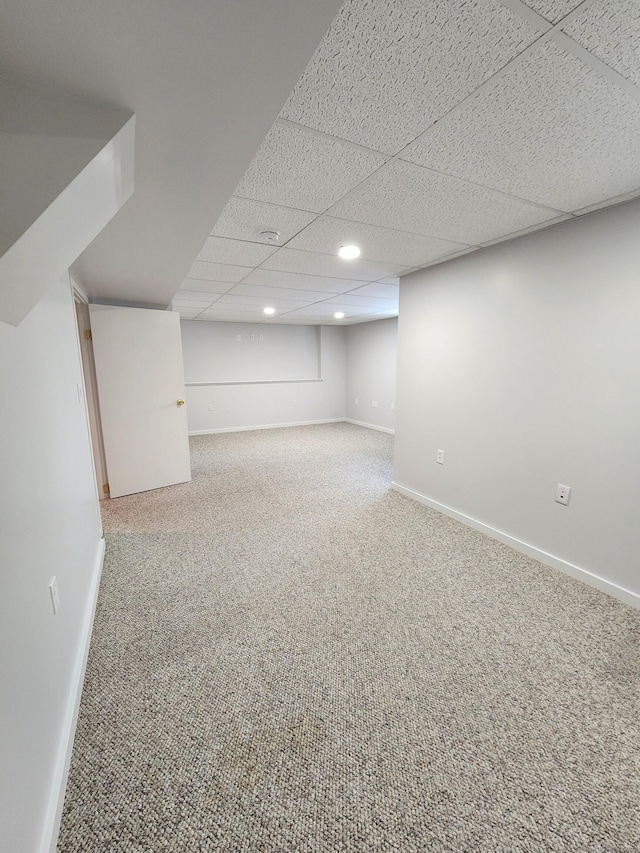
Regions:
[[259, 229, 281, 244]]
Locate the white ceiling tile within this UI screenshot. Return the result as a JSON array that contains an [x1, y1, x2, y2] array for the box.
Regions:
[[186, 261, 252, 282], [179, 278, 235, 294], [329, 159, 559, 244], [234, 121, 387, 213], [300, 302, 375, 316], [322, 294, 397, 309], [228, 283, 335, 302], [286, 216, 467, 267], [403, 40, 640, 213], [217, 294, 312, 310], [376, 276, 400, 285], [346, 282, 399, 299], [243, 268, 366, 293], [174, 309, 202, 318], [196, 236, 277, 266], [280, 0, 538, 154], [266, 315, 323, 324], [173, 290, 219, 303], [563, 0, 640, 88], [262, 247, 407, 281], [211, 196, 318, 244], [525, 0, 583, 23]]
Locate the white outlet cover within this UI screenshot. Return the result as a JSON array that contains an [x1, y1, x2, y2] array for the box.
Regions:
[[555, 483, 571, 505], [49, 577, 59, 615], [436, 449, 445, 464]]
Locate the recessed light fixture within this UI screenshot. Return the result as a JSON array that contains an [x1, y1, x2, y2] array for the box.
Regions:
[[263, 306, 275, 315], [334, 312, 345, 319], [337, 244, 361, 260]]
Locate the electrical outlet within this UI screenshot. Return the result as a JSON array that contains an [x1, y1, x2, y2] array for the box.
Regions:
[[250, 334, 255, 342], [436, 449, 445, 465], [372, 400, 378, 408], [236, 334, 241, 342], [355, 398, 359, 405], [207, 403, 213, 411], [391, 403, 395, 411], [259, 335, 264, 341], [49, 577, 60, 615], [555, 484, 571, 505], [292, 399, 296, 407]]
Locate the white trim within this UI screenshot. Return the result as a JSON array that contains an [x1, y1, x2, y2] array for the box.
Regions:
[[189, 418, 345, 435], [345, 418, 395, 435], [41, 537, 106, 853], [392, 482, 639, 610], [185, 378, 322, 387]]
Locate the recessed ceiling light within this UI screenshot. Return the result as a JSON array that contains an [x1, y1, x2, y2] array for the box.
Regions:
[[263, 306, 275, 315], [334, 312, 345, 319], [337, 244, 361, 260]]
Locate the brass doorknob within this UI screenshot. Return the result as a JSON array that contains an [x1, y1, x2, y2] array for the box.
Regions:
[[176, 399, 185, 407]]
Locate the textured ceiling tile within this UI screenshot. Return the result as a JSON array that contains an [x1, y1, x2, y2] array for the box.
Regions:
[[211, 196, 318, 244], [322, 294, 397, 309], [179, 278, 235, 294], [403, 40, 640, 213], [376, 276, 401, 285], [329, 160, 559, 244], [287, 216, 467, 267], [186, 261, 252, 283], [563, 0, 640, 88], [199, 304, 272, 319], [217, 294, 310, 310], [297, 302, 373, 315], [524, 0, 583, 22], [280, 0, 538, 154], [197, 236, 276, 267], [262, 247, 407, 281], [228, 283, 335, 302], [234, 122, 387, 212], [243, 268, 365, 293], [172, 290, 217, 304], [344, 282, 399, 299]]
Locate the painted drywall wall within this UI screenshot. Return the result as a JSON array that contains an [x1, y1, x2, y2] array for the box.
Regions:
[[182, 320, 320, 383], [184, 321, 346, 433], [345, 318, 397, 432], [0, 276, 104, 852], [394, 200, 640, 606]]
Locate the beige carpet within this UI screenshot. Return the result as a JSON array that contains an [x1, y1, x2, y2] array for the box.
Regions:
[[58, 423, 639, 851]]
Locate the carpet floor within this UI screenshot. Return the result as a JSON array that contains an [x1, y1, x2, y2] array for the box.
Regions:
[[58, 423, 639, 852]]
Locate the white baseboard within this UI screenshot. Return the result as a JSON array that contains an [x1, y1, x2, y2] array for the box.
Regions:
[[189, 418, 345, 436], [345, 418, 395, 435], [41, 536, 106, 853], [392, 482, 639, 610]]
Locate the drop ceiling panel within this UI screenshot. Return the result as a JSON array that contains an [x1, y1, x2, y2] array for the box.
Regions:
[[174, 289, 221, 302], [322, 294, 396, 309], [243, 268, 367, 293], [329, 159, 560, 244], [403, 40, 640, 213], [197, 236, 277, 266], [228, 283, 336, 302], [525, 0, 584, 23], [186, 261, 252, 282], [262, 247, 407, 281], [179, 278, 236, 294], [234, 121, 387, 212], [217, 294, 312, 310], [211, 196, 318, 244], [563, 0, 640, 88], [287, 216, 467, 267], [280, 0, 538, 154], [346, 282, 399, 299]]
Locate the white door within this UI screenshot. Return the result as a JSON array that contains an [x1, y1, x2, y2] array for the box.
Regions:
[[89, 305, 191, 498]]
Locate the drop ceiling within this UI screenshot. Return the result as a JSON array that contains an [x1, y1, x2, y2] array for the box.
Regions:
[[173, 0, 640, 325]]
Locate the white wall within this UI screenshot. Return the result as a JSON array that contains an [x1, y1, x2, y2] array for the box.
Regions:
[[345, 318, 397, 433], [394, 200, 640, 606], [184, 321, 346, 433], [0, 276, 104, 852]]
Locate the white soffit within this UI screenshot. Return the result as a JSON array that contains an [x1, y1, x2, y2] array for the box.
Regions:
[[402, 39, 640, 213]]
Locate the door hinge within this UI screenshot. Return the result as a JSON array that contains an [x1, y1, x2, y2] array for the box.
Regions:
[[84, 329, 92, 341], [103, 483, 110, 495]]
